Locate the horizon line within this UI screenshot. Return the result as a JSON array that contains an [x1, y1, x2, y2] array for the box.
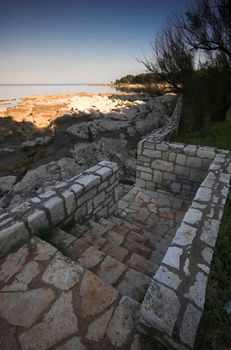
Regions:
[[0, 83, 109, 86]]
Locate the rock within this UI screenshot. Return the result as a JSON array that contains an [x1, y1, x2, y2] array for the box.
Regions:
[[19, 292, 78, 350], [2, 261, 40, 291], [86, 307, 114, 342], [22, 136, 51, 148], [56, 337, 85, 350], [42, 252, 83, 290], [13, 157, 80, 196], [106, 296, 140, 347], [0, 319, 18, 350], [0, 246, 28, 283], [80, 270, 118, 318], [0, 176, 17, 194], [0, 288, 56, 328]]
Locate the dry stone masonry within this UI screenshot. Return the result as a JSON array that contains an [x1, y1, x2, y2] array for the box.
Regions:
[[136, 140, 231, 349], [0, 160, 119, 258], [0, 94, 231, 350]]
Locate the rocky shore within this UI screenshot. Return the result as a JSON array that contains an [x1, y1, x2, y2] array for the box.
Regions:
[[0, 92, 176, 213]]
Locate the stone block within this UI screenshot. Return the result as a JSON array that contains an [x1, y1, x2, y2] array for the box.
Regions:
[[76, 174, 100, 191], [117, 268, 151, 302], [175, 166, 190, 179], [168, 143, 184, 150], [27, 209, 49, 235], [0, 222, 29, 257], [137, 165, 152, 174], [183, 145, 197, 156], [43, 197, 65, 225], [189, 169, 206, 182], [135, 179, 146, 188], [127, 253, 157, 277], [163, 172, 176, 181], [74, 205, 87, 222], [180, 303, 202, 348], [172, 223, 197, 246], [197, 147, 216, 159], [106, 296, 140, 347], [186, 156, 202, 168], [70, 184, 84, 197], [93, 191, 105, 208], [140, 172, 152, 181], [155, 143, 169, 151], [98, 160, 118, 172], [151, 160, 174, 172], [153, 170, 163, 183], [194, 187, 212, 202], [200, 218, 220, 247], [168, 152, 176, 162], [201, 246, 213, 264], [95, 167, 112, 180], [176, 154, 186, 165], [155, 265, 181, 290], [162, 246, 183, 269], [183, 208, 202, 226], [77, 187, 97, 206], [170, 182, 181, 194], [184, 271, 208, 309], [78, 246, 105, 269], [39, 190, 56, 199], [143, 148, 162, 158], [96, 255, 127, 285], [140, 280, 180, 337], [62, 190, 76, 216]]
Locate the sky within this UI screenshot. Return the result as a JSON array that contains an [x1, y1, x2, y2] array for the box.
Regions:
[[0, 0, 193, 84]]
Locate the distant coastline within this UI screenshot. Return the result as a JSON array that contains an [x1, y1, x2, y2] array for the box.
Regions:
[[0, 84, 118, 107]]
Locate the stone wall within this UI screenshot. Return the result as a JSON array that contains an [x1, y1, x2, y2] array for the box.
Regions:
[[136, 142, 217, 198], [0, 161, 119, 258], [138, 145, 231, 349]]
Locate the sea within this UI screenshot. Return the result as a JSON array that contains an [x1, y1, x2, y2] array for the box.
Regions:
[[0, 84, 119, 108]]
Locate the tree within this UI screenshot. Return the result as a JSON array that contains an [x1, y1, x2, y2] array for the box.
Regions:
[[181, 0, 231, 64], [142, 0, 231, 134]]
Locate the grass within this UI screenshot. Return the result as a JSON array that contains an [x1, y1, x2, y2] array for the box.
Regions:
[[195, 191, 231, 349], [174, 118, 231, 349], [174, 119, 231, 151]]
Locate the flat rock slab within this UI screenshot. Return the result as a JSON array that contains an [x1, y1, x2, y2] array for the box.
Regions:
[[19, 292, 78, 350], [42, 252, 83, 290], [80, 270, 118, 318], [0, 288, 56, 328], [117, 268, 151, 302], [106, 296, 140, 347]]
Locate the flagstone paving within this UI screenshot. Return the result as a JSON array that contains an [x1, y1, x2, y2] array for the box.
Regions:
[[0, 187, 190, 349]]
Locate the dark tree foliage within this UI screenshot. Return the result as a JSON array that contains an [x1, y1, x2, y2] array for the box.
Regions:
[[182, 0, 231, 63], [114, 72, 159, 85], [142, 0, 231, 134]]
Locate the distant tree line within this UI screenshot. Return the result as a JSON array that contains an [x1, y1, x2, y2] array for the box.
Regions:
[[114, 72, 159, 85], [141, 0, 231, 135]]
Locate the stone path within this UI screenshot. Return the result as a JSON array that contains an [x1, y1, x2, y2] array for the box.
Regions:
[[0, 188, 190, 350]]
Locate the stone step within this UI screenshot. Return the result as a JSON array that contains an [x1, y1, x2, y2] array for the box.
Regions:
[[0, 237, 143, 350], [50, 223, 156, 302]]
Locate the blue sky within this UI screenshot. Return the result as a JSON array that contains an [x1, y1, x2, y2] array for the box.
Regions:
[[0, 0, 193, 84]]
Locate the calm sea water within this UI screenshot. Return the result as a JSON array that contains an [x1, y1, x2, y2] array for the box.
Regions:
[[0, 84, 118, 108]]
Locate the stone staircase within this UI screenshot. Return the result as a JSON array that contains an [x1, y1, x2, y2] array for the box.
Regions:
[[48, 187, 189, 304], [0, 187, 190, 350]]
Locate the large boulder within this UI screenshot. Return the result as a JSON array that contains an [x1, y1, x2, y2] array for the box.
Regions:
[[13, 158, 81, 196]]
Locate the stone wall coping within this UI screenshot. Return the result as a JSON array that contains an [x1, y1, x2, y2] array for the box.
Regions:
[[0, 161, 119, 258]]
